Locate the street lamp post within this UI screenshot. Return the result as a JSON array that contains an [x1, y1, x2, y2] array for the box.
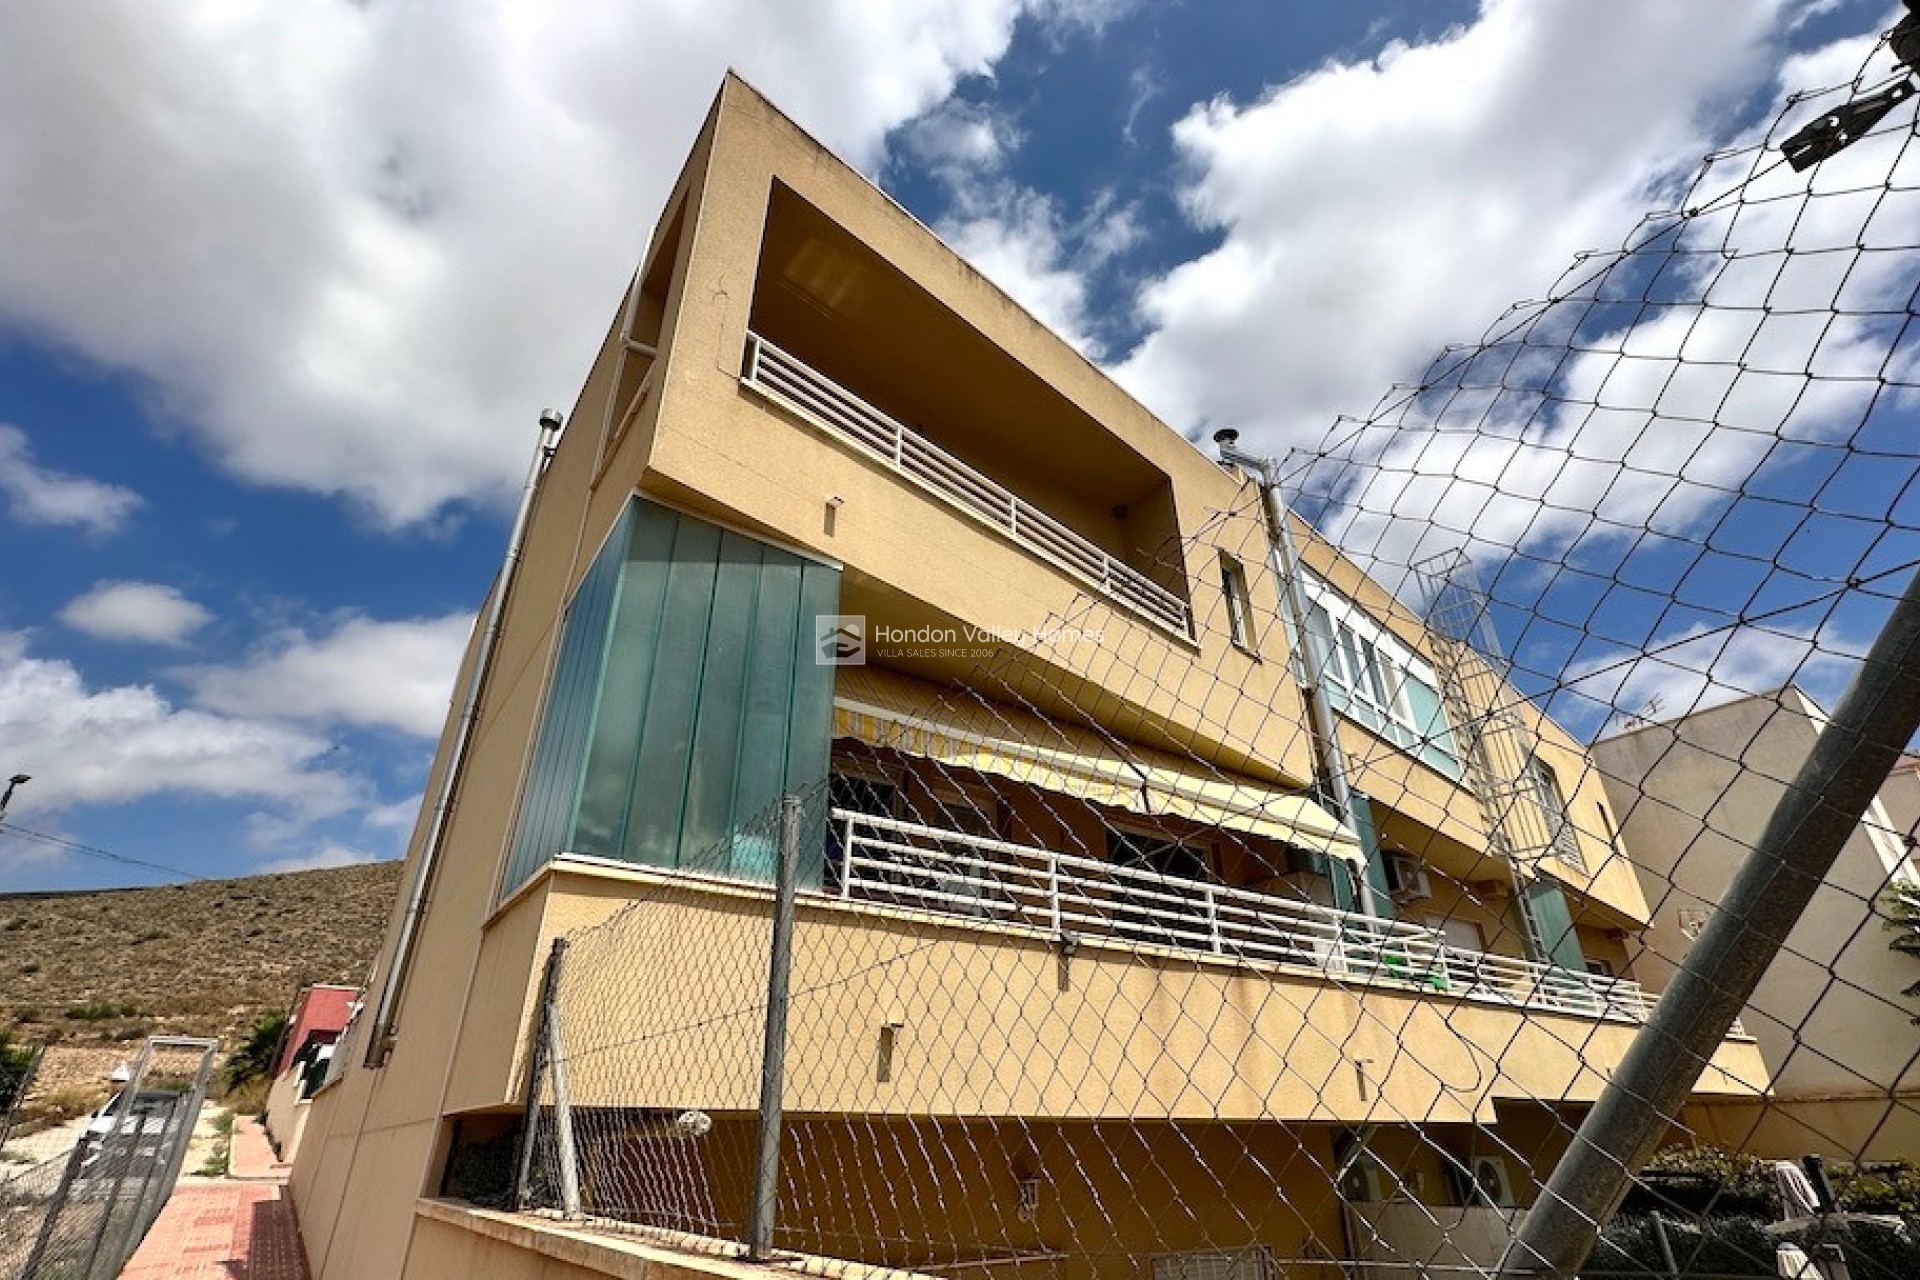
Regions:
[[0, 773, 30, 821]]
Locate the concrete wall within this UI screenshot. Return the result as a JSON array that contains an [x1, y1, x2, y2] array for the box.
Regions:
[[291, 73, 1714, 1280], [407, 1107, 1595, 1280], [533, 859, 1766, 1125], [1595, 687, 1920, 1101], [263, 1068, 311, 1162], [1682, 1094, 1920, 1164]]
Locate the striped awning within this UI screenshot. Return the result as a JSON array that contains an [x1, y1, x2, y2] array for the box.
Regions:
[[832, 666, 1361, 863]]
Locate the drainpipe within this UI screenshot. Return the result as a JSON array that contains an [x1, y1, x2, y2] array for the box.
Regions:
[[364, 411, 564, 1068], [1212, 430, 1385, 920]]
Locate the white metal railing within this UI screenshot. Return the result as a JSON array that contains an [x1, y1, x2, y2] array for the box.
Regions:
[[825, 808, 1658, 1023], [741, 333, 1193, 637]]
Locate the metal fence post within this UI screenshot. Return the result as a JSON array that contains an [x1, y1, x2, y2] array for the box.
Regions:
[[513, 937, 566, 1211], [20, 1137, 89, 1277], [747, 794, 803, 1262], [546, 967, 582, 1219], [1498, 565, 1920, 1278], [78, 1038, 155, 1278], [76, 1037, 219, 1279]]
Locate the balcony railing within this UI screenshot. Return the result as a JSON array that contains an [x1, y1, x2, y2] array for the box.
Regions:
[[741, 333, 1193, 637], [826, 808, 1658, 1024]]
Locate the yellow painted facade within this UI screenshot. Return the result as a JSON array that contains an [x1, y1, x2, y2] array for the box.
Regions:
[[291, 74, 1768, 1280]]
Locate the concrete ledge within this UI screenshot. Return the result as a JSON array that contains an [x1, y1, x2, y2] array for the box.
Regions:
[[415, 1198, 937, 1280]]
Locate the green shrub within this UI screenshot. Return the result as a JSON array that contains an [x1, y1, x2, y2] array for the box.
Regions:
[[63, 1000, 139, 1021], [221, 1011, 289, 1095], [223, 1073, 271, 1116], [1622, 1145, 1778, 1218], [1597, 1202, 1920, 1278], [1591, 1216, 1781, 1278], [1833, 1162, 1920, 1215], [0, 1031, 34, 1111]]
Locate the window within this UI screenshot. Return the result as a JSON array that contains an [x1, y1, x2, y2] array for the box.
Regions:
[[1218, 553, 1256, 651], [1105, 826, 1212, 948], [1596, 800, 1623, 857], [900, 783, 998, 841], [824, 773, 896, 893], [1299, 574, 1461, 779], [1105, 826, 1210, 879], [1429, 915, 1486, 955], [829, 772, 896, 818], [502, 498, 840, 897], [829, 771, 1006, 915], [1527, 755, 1586, 873]]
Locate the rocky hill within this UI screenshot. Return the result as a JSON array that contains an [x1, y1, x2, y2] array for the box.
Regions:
[[1, 861, 402, 1052]]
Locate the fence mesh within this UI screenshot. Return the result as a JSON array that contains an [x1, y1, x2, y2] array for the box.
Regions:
[[0, 1038, 216, 1280], [518, 19, 1920, 1280]]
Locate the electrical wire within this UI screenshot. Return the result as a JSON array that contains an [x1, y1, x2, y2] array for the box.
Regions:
[[0, 821, 209, 884]]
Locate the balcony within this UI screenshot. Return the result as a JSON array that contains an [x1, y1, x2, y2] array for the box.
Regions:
[[828, 808, 1659, 1024], [741, 333, 1193, 638]]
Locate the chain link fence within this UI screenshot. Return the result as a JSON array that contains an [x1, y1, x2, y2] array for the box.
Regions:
[[513, 18, 1920, 1280], [0, 1037, 217, 1280]]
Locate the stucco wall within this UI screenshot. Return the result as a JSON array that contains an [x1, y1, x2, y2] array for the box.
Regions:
[[1595, 687, 1920, 1099]]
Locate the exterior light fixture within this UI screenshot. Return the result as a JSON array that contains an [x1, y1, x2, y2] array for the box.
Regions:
[[0, 773, 29, 820]]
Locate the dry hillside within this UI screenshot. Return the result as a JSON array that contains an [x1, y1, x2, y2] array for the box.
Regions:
[[1, 861, 401, 1051]]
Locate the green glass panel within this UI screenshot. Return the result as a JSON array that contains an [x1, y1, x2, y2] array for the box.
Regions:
[[680, 532, 762, 873], [1347, 790, 1393, 920], [505, 497, 840, 893], [731, 554, 802, 883], [1521, 879, 1587, 972], [501, 507, 632, 894], [623, 514, 719, 869], [573, 503, 675, 856], [1403, 676, 1463, 780], [786, 560, 840, 882]]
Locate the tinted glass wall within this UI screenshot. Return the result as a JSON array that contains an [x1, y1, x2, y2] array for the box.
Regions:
[[503, 498, 839, 895]]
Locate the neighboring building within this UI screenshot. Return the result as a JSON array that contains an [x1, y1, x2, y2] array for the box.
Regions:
[[290, 75, 1767, 1280], [271, 985, 357, 1080], [1883, 753, 1920, 861], [1594, 687, 1920, 1160], [261, 984, 357, 1163]]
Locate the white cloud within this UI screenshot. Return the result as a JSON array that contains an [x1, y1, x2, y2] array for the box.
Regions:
[[894, 98, 1143, 354], [182, 613, 471, 739], [941, 192, 1106, 352], [1299, 16, 1920, 601], [0, 425, 142, 536], [59, 581, 213, 647], [1116, 0, 1801, 450], [362, 798, 422, 831], [0, 631, 359, 816], [256, 843, 386, 875], [1565, 617, 1868, 733], [0, 0, 1085, 528], [0, 831, 72, 881]]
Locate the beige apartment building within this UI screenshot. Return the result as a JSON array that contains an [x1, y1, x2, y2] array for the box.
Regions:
[[1595, 687, 1920, 1160], [290, 75, 1766, 1280]]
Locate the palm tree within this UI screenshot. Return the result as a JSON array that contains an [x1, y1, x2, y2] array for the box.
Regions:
[[1882, 882, 1920, 1021]]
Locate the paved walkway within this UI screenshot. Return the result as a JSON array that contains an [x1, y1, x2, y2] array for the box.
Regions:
[[229, 1114, 295, 1182], [119, 1117, 310, 1279]]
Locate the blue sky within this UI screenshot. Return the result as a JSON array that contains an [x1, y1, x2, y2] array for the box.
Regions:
[[0, 0, 1911, 890]]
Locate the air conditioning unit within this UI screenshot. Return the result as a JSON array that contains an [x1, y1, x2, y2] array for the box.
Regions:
[[1472, 1155, 1517, 1207], [1384, 853, 1432, 903]]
